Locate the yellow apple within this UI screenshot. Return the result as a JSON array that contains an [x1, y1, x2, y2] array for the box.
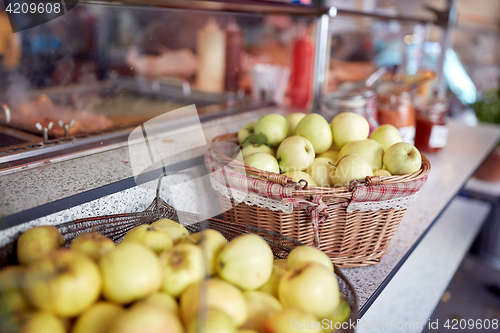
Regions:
[[238, 121, 257, 146], [181, 229, 227, 276], [2, 311, 67, 333], [273, 259, 287, 270], [217, 234, 274, 290], [373, 169, 391, 177], [321, 298, 351, 331], [295, 114, 333, 154], [276, 136, 315, 172], [72, 301, 125, 333], [244, 153, 280, 174], [180, 278, 247, 326], [241, 291, 282, 331], [99, 242, 162, 304], [283, 171, 317, 187], [254, 114, 289, 147], [70, 232, 115, 261], [286, 246, 333, 273], [383, 142, 422, 175], [239, 330, 259, 333], [122, 225, 173, 254], [263, 308, 321, 333], [330, 154, 373, 188], [286, 113, 306, 137], [317, 149, 339, 163], [278, 262, 340, 319], [242, 144, 275, 158], [0, 266, 31, 313], [306, 157, 335, 187], [159, 243, 204, 297], [151, 219, 189, 244], [17, 226, 64, 266], [187, 308, 236, 333], [108, 303, 184, 333], [338, 139, 384, 171], [370, 124, 403, 151], [331, 112, 369, 149], [257, 264, 287, 297], [137, 292, 178, 315], [24, 249, 101, 317]]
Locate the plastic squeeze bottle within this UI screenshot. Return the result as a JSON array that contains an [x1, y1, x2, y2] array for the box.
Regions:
[[289, 26, 314, 108], [196, 18, 226, 92]]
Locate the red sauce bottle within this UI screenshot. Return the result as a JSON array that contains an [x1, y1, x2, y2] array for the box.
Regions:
[[225, 20, 243, 92], [414, 98, 449, 153], [289, 27, 314, 108]]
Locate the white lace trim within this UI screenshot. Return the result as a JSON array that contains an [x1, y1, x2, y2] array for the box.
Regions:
[[347, 192, 420, 213], [211, 178, 294, 214]]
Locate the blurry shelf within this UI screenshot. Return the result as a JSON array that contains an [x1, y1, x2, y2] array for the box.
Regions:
[[335, 8, 435, 24]]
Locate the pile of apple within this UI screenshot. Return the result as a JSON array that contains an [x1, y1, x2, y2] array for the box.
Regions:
[[0, 220, 350, 333], [238, 112, 422, 187]]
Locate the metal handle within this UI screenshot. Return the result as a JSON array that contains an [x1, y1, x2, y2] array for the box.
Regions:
[[58, 119, 75, 137], [35, 122, 53, 141], [1, 103, 10, 123]]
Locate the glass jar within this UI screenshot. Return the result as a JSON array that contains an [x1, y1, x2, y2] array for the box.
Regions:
[[376, 82, 416, 144], [414, 97, 449, 153]]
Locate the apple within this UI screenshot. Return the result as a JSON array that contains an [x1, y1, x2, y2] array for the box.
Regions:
[[373, 169, 391, 177], [24, 249, 101, 317], [285, 113, 306, 137], [180, 278, 247, 326], [151, 219, 189, 244], [306, 158, 335, 187], [242, 144, 275, 158], [295, 114, 333, 154], [257, 264, 287, 297], [278, 262, 340, 319], [72, 301, 125, 333], [370, 124, 403, 151], [3, 312, 66, 333], [17, 226, 65, 266], [383, 142, 422, 175], [159, 243, 204, 297], [122, 225, 173, 254], [317, 149, 339, 163], [239, 329, 259, 333], [241, 291, 282, 331], [137, 292, 178, 315], [244, 153, 280, 174], [238, 121, 257, 146], [181, 229, 227, 276], [330, 154, 373, 188], [108, 303, 184, 333], [254, 114, 289, 147], [276, 136, 315, 172], [0, 266, 31, 313], [283, 171, 317, 187], [263, 308, 321, 333], [338, 139, 384, 171], [331, 112, 369, 149], [217, 234, 274, 290], [273, 259, 287, 270], [321, 298, 351, 329], [70, 232, 116, 261], [99, 242, 162, 304], [186, 308, 235, 333], [286, 246, 333, 273]]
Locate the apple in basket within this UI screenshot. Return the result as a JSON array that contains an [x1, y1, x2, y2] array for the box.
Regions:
[[242, 144, 275, 158], [151, 219, 189, 244], [241, 291, 282, 331], [263, 308, 321, 333], [286, 245, 334, 273], [72, 301, 125, 333], [70, 232, 116, 261], [374, 169, 392, 177], [181, 229, 227, 276], [16, 225, 65, 266], [285, 113, 306, 137], [331, 112, 370, 149], [306, 157, 335, 187], [244, 153, 280, 174], [254, 114, 289, 147], [370, 124, 403, 151], [276, 136, 315, 173], [317, 149, 339, 163], [108, 303, 184, 333], [295, 114, 333, 154], [283, 171, 317, 187], [330, 154, 373, 188], [238, 120, 257, 146], [122, 224, 173, 254], [383, 142, 422, 175], [137, 292, 178, 315], [338, 139, 384, 171], [257, 263, 287, 297], [187, 308, 236, 333], [2, 311, 67, 333], [0, 266, 31, 313]]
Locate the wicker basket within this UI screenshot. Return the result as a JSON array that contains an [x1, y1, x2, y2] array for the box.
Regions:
[[211, 133, 431, 268]]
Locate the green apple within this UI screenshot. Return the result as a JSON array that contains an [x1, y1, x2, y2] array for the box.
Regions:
[[276, 136, 315, 172], [3, 312, 67, 333], [331, 112, 369, 149], [217, 234, 274, 290], [159, 243, 204, 297], [278, 262, 340, 319], [108, 303, 184, 333], [187, 308, 236, 333], [72, 301, 125, 333], [17, 226, 65, 266], [370, 124, 403, 151], [263, 308, 321, 333], [306, 157, 335, 187], [24, 249, 101, 317], [283, 171, 317, 187], [70, 232, 116, 262], [181, 229, 227, 276], [383, 142, 422, 175], [254, 114, 289, 147], [274, 259, 287, 270], [373, 169, 391, 177], [99, 242, 162, 304], [244, 153, 280, 174], [151, 219, 189, 244], [137, 292, 178, 315], [241, 291, 282, 331], [286, 246, 333, 273], [295, 114, 333, 154], [317, 149, 339, 162], [338, 139, 384, 171], [0, 266, 31, 313], [180, 278, 248, 326], [242, 144, 275, 158], [238, 121, 257, 146], [330, 154, 373, 188], [285, 113, 306, 137], [257, 264, 287, 297], [122, 225, 173, 254]]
